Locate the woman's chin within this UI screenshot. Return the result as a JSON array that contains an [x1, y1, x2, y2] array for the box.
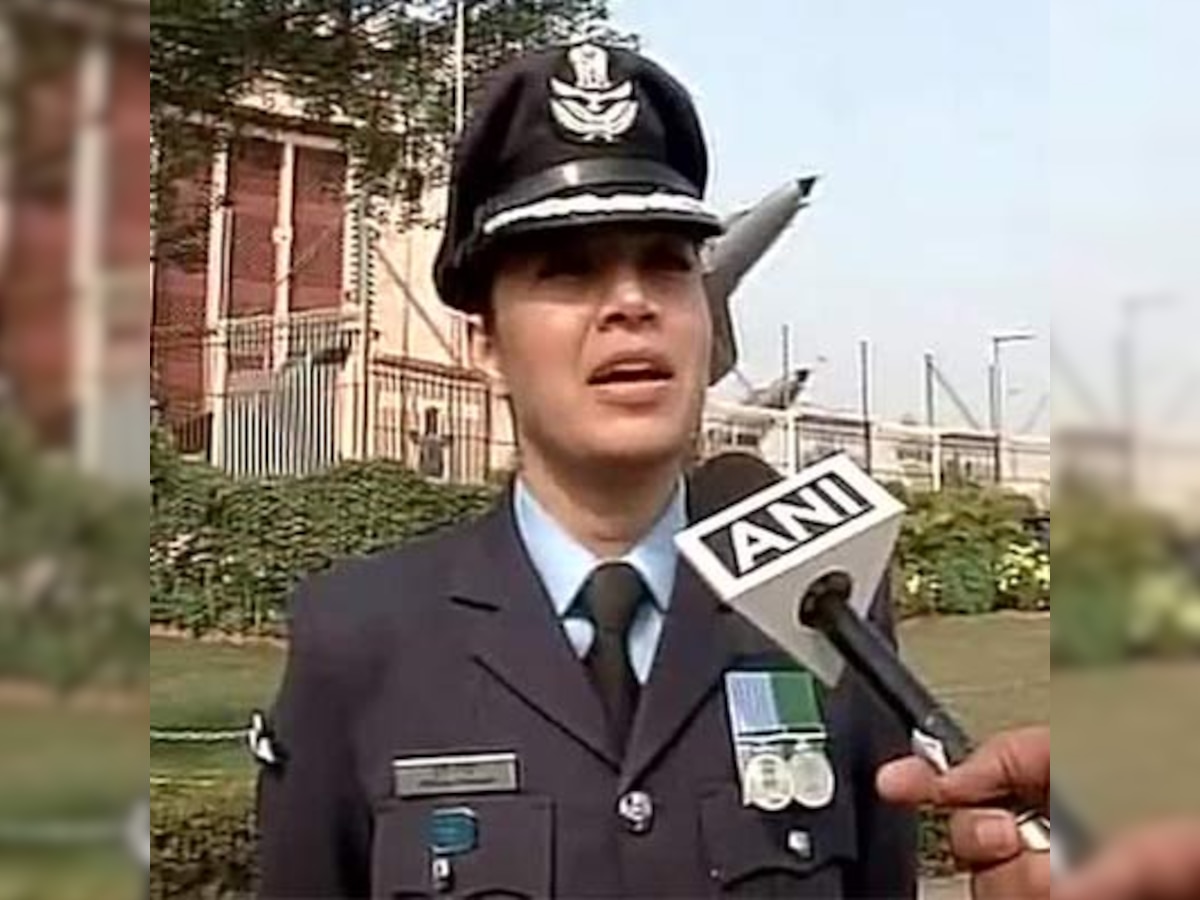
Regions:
[[577, 430, 688, 470]]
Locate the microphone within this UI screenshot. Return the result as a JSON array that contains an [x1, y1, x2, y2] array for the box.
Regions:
[[680, 451, 1090, 872]]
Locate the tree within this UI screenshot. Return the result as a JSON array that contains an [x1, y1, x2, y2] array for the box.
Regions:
[[151, 0, 630, 261]]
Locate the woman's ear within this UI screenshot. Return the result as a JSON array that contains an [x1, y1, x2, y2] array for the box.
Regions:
[[471, 317, 509, 397]]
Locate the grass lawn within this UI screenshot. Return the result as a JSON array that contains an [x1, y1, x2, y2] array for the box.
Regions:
[[144, 616, 1200, 838], [149, 635, 285, 783], [150, 636, 285, 730], [900, 612, 1050, 735]]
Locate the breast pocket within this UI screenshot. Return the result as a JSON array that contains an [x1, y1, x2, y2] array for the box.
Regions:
[[371, 795, 553, 900], [698, 784, 857, 898]]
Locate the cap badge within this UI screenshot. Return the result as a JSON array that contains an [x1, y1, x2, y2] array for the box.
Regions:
[[549, 43, 638, 143]]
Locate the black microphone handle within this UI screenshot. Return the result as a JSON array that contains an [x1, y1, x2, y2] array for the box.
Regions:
[[798, 572, 1092, 870]]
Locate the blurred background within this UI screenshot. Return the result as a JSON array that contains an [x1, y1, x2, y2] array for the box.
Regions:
[[1, 0, 147, 897], [0, 0, 1195, 897]]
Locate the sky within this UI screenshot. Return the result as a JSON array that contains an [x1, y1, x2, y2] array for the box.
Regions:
[[607, 0, 1200, 434]]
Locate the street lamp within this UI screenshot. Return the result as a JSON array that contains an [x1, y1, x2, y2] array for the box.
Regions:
[[989, 330, 1037, 484]]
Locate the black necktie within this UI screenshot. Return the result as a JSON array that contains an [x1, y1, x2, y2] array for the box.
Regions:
[[577, 562, 646, 752]]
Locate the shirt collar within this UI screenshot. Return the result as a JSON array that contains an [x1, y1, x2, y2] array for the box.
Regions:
[[513, 477, 686, 617]]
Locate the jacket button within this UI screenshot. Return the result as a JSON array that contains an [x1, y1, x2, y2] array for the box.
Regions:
[[617, 790, 654, 834]]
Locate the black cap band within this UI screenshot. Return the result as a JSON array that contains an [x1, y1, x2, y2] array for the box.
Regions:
[[476, 157, 703, 234]]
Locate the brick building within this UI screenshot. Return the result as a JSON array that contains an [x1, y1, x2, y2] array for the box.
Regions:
[[150, 72, 507, 482]]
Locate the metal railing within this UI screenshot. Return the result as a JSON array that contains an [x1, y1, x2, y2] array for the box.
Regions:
[[153, 326, 1050, 502], [217, 313, 354, 479], [701, 399, 1051, 502], [371, 359, 492, 485], [153, 311, 498, 483]]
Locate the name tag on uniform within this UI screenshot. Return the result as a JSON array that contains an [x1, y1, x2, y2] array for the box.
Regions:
[[392, 752, 520, 798]]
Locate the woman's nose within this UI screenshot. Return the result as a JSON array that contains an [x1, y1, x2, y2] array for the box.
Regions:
[[600, 266, 658, 327]]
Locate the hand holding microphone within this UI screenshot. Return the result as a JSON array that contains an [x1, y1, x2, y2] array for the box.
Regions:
[[878, 727, 1052, 900], [881, 726, 1200, 900], [681, 452, 1090, 888]]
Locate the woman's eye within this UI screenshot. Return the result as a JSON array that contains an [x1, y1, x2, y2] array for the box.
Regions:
[[644, 243, 698, 273], [535, 250, 594, 279]]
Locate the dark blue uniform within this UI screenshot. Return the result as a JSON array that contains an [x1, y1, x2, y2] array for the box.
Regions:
[[257, 490, 917, 898]]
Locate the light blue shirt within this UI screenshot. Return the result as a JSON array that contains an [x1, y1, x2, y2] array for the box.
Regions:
[[513, 478, 686, 684]]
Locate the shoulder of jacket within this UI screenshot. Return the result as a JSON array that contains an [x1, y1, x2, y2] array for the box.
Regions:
[[288, 515, 487, 632]]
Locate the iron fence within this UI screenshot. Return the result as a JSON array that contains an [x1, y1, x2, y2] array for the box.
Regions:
[[152, 311, 498, 484], [701, 399, 1051, 504], [152, 324, 1051, 503], [372, 359, 493, 485]]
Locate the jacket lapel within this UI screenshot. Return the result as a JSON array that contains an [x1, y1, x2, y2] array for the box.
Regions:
[[448, 493, 621, 771], [619, 560, 740, 791]]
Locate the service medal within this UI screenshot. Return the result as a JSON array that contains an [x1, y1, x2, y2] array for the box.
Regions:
[[743, 752, 794, 812], [789, 744, 836, 809]]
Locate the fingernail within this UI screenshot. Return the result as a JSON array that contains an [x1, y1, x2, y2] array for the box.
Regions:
[[974, 814, 1017, 853]]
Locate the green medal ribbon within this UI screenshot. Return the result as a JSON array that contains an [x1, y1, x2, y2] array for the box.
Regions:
[[725, 670, 825, 740]]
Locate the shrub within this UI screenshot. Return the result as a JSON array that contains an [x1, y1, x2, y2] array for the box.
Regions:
[[936, 551, 997, 616], [1051, 574, 1133, 666], [893, 484, 1046, 619], [996, 541, 1050, 612], [919, 811, 955, 878], [151, 428, 1060, 633], [150, 427, 496, 637], [150, 784, 257, 900]]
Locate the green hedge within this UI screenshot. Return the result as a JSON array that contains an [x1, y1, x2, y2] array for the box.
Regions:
[[149, 784, 958, 897], [151, 785, 257, 900], [890, 483, 1049, 620], [151, 429, 1053, 638], [151, 426, 495, 636]]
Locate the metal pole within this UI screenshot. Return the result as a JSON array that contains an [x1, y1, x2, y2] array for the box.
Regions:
[[357, 194, 373, 459], [991, 338, 1002, 485], [989, 332, 1036, 486], [453, 0, 466, 134], [781, 324, 791, 386], [924, 352, 936, 428], [786, 407, 798, 474], [859, 339, 873, 474], [782, 325, 793, 471], [925, 352, 940, 490]]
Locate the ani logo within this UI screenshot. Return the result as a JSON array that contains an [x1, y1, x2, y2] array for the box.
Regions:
[[549, 43, 638, 143]]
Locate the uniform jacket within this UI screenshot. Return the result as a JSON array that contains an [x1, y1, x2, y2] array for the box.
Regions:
[[256, 486, 918, 899]]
